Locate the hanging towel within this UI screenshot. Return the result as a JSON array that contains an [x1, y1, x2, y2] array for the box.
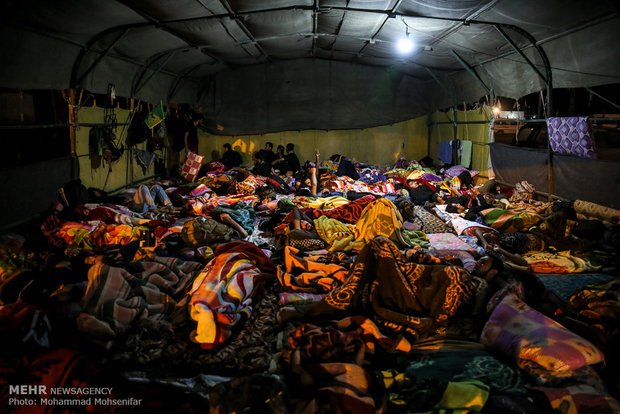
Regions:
[[459, 140, 473, 168], [438, 141, 452, 164], [547, 117, 596, 159]]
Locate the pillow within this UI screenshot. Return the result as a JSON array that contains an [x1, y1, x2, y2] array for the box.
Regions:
[[481, 294, 604, 373], [481, 208, 543, 233]]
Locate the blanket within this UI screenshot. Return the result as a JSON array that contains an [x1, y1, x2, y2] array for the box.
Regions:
[[314, 215, 361, 252], [296, 196, 350, 210], [81, 256, 204, 333], [573, 199, 620, 223], [277, 246, 349, 292], [354, 198, 428, 248], [307, 236, 480, 340], [322, 176, 397, 196], [522, 250, 602, 273], [189, 242, 275, 348], [414, 206, 453, 234], [285, 316, 412, 414], [547, 116, 596, 158], [427, 233, 478, 256], [210, 202, 256, 234], [481, 208, 543, 233], [307, 195, 375, 223], [481, 294, 605, 374]]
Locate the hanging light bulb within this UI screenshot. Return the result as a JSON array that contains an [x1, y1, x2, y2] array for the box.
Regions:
[[492, 100, 501, 115], [397, 28, 414, 54]]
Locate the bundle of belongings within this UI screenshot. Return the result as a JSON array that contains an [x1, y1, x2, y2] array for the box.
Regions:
[[1, 152, 618, 414]]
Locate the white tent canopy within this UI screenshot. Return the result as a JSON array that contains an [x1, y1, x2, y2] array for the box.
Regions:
[[1, 0, 619, 134]]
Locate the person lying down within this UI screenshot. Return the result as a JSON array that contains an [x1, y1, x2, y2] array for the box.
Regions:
[[277, 235, 504, 340]]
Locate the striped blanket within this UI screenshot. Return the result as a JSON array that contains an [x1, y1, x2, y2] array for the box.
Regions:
[[189, 243, 275, 348], [81, 257, 204, 334]]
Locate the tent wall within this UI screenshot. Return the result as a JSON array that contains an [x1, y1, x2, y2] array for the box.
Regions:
[[76, 107, 156, 191], [198, 116, 429, 168], [0, 156, 71, 230], [198, 108, 491, 171], [199, 60, 434, 136], [427, 107, 492, 177], [490, 143, 620, 209]]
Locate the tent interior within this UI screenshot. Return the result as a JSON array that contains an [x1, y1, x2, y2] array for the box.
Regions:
[[1, 1, 620, 413]]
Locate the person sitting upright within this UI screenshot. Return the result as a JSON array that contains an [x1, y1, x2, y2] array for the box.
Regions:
[[272, 145, 289, 174], [252, 151, 272, 177], [259, 142, 276, 164], [220, 143, 242, 169], [285, 143, 301, 174]]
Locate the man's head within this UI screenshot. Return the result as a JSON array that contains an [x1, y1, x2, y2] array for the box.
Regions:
[[265, 142, 273, 151], [446, 203, 465, 214], [286, 143, 294, 152], [223, 143, 231, 151], [474, 254, 504, 281], [277, 145, 285, 154], [253, 151, 264, 163], [190, 111, 202, 125]]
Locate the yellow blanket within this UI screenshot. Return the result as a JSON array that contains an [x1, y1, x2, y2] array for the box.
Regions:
[[315, 198, 428, 251], [314, 215, 362, 252], [295, 196, 350, 210], [355, 198, 424, 248]]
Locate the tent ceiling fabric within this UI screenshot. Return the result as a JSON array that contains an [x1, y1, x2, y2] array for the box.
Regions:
[[1, 0, 619, 134]]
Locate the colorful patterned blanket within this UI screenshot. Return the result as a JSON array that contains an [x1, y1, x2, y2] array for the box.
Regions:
[[277, 246, 348, 293], [307, 236, 480, 340], [189, 242, 275, 349], [522, 250, 602, 273], [481, 208, 543, 233]]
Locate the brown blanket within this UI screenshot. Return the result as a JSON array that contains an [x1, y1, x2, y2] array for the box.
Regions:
[[307, 236, 480, 340]]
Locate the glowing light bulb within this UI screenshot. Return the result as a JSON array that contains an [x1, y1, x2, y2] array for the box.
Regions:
[[492, 106, 501, 115], [397, 36, 414, 53]]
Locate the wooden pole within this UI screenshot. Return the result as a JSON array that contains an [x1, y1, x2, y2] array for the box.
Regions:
[[67, 88, 78, 179]]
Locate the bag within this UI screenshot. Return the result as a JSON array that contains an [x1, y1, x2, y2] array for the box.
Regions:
[[126, 110, 151, 147], [181, 151, 204, 182], [89, 126, 123, 168], [181, 217, 232, 247]]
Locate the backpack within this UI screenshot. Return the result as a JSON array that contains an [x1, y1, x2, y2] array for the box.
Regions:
[[181, 217, 232, 247], [126, 110, 152, 147]]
